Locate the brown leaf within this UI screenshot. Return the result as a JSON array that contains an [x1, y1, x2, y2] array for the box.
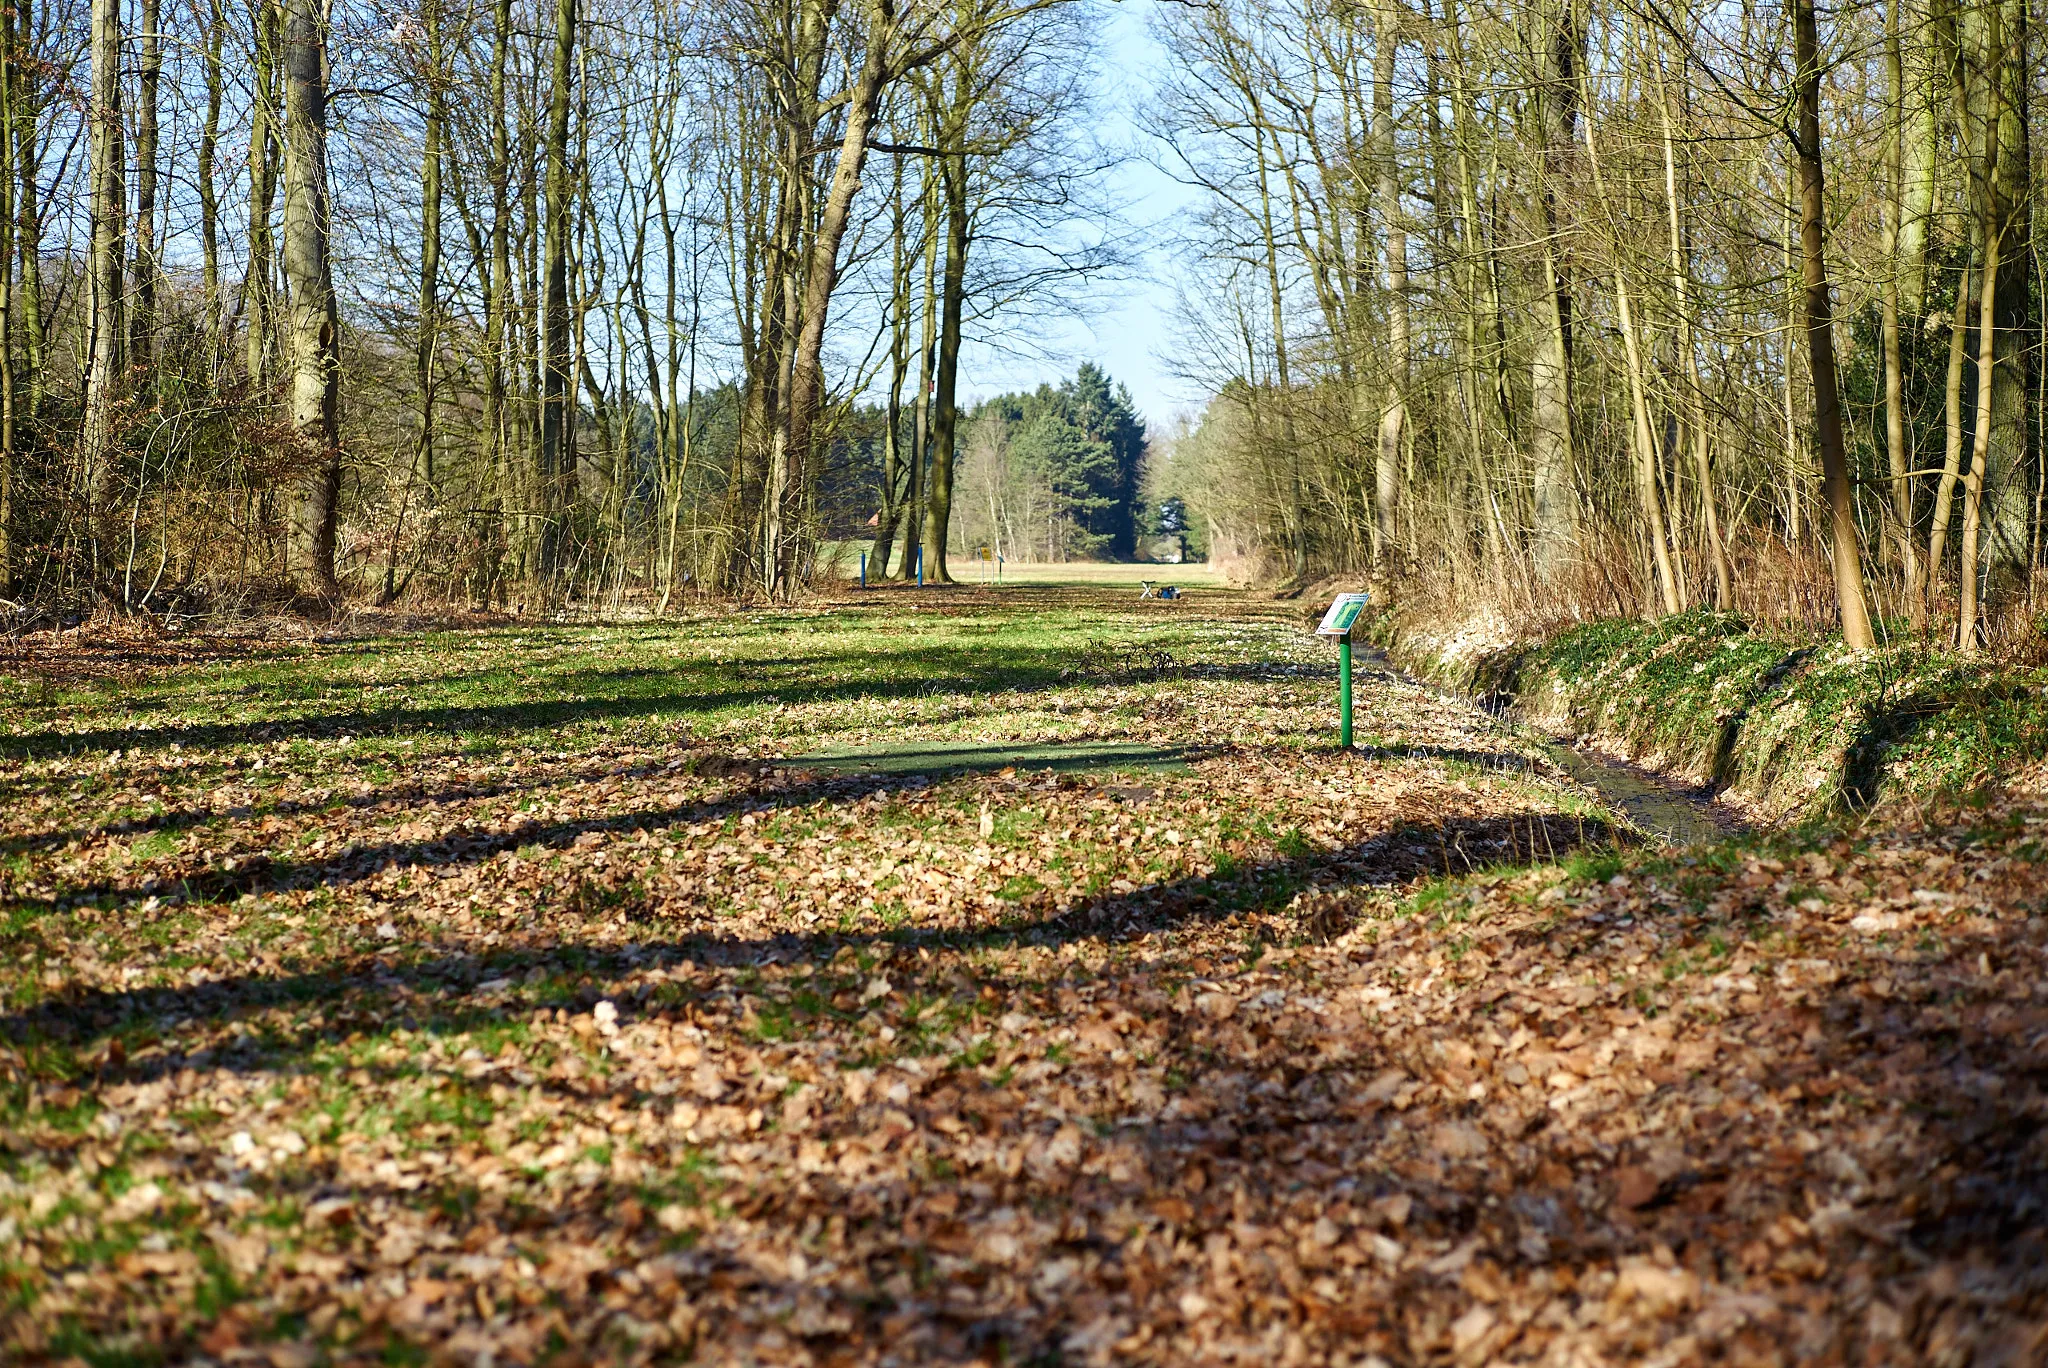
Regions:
[[1613, 1165, 1663, 1211]]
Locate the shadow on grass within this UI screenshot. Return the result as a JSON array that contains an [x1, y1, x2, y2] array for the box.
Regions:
[[21, 829, 2044, 1365], [1, 646, 1338, 762], [3, 810, 1628, 1071]]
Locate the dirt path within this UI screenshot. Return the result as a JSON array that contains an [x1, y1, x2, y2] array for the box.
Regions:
[[2, 591, 2041, 1364]]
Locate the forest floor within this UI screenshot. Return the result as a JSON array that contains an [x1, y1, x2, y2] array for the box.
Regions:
[[2, 584, 2044, 1365]]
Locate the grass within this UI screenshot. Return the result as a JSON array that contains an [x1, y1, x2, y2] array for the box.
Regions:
[[1384, 605, 2048, 821], [0, 584, 1652, 1361]]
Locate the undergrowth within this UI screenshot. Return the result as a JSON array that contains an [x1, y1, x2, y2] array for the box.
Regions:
[[1379, 607, 2048, 821]]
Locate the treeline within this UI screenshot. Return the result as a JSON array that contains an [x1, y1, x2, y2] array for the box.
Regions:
[[1154, 0, 2046, 652], [941, 363, 1149, 566], [0, 0, 1114, 613]]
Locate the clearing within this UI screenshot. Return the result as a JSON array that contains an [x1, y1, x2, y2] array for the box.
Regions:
[[2, 585, 2042, 1364]]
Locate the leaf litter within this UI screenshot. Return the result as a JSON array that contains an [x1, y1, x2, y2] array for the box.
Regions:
[[0, 591, 2043, 1364]]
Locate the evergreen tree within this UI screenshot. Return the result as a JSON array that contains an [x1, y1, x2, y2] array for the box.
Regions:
[[958, 365, 1149, 559]]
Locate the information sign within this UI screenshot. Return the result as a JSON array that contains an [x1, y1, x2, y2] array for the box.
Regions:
[[1315, 591, 1370, 749], [1316, 592, 1371, 638]]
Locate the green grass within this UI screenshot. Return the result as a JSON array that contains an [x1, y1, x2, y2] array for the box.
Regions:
[[2, 602, 1309, 767], [1387, 606, 2048, 820], [0, 588, 1652, 1358]]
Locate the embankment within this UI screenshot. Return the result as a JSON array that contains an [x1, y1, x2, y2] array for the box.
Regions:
[[1372, 607, 2048, 823]]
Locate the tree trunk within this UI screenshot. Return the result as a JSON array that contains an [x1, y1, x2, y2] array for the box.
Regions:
[[483, 0, 512, 600], [1958, 224, 2000, 650], [1373, 6, 1406, 565], [0, 1, 13, 596], [1248, 117, 1304, 581], [538, 0, 577, 594], [131, 0, 162, 384], [769, 2, 892, 596], [1781, 171, 1802, 545], [14, 0, 45, 413], [1793, 0, 1876, 650], [900, 177, 937, 581], [386, 8, 445, 608], [199, 0, 226, 351], [1658, 63, 1731, 609], [1580, 82, 1681, 616], [1898, 3, 1940, 317], [281, 0, 340, 592], [921, 143, 969, 585], [872, 156, 911, 578], [417, 33, 443, 491], [1883, 0, 1923, 628], [1954, 0, 2030, 578], [83, 0, 126, 583], [1527, 0, 1578, 581], [1928, 252, 1973, 588], [244, 0, 280, 385]]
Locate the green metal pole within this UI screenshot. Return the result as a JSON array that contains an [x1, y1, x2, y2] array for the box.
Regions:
[[1339, 637, 1353, 748]]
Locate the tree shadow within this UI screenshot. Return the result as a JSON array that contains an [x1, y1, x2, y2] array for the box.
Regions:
[[1, 767, 901, 917], [0, 638, 1306, 761], [3, 809, 1627, 1072], [775, 740, 1214, 777], [1706, 646, 1814, 792]]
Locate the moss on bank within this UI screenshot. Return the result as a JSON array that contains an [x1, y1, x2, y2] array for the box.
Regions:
[[1376, 608, 2048, 822]]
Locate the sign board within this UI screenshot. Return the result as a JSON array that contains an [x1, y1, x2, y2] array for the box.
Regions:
[[1315, 592, 1371, 638]]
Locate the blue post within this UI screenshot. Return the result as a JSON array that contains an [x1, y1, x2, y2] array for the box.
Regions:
[[859, 552, 867, 589], [916, 547, 924, 588]]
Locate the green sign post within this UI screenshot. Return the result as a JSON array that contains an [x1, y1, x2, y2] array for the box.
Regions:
[[1315, 593, 1371, 748]]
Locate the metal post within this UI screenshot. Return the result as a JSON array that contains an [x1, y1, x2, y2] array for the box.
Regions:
[[1339, 637, 1354, 748]]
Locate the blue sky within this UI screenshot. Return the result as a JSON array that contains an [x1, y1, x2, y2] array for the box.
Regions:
[[953, 0, 1205, 434]]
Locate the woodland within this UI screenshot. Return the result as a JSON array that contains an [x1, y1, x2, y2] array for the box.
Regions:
[[7, 0, 2048, 1362], [1, 0, 2044, 645], [1149, 0, 2044, 656]]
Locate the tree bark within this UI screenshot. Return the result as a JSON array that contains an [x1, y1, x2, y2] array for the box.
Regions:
[[921, 141, 969, 585], [769, 0, 894, 596], [1373, 5, 1406, 566], [281, 0, 340, 592], [1658, 62, 1730, 609], [1883, 0, 1923, 628], [1527, 0, 1578, 581], [83, 0, 126, 582], [199, 0, 226, 351], [244, 0, 280, 385], [1958, 224, 2000, 650], [0, 1, 13, 596], [1792, 0, 1876, 650], [132, 0, 162, 384], [538, 0, 578, 593]]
